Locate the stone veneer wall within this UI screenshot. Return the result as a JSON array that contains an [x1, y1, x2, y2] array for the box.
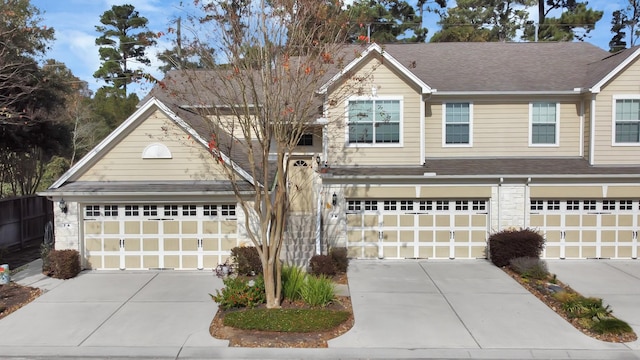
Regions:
[[490, 184, 527, 232]]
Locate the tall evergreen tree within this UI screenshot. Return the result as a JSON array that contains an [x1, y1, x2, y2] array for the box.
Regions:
[[610, 10, 628, 52], [430, 0, 533, 42], [346, 0, 433, 43], [93, 4, 157, 97], [523, 0, 603, 41]]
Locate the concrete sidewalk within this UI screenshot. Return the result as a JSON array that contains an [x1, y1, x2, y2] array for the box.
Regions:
[[1, 259, 640, 359]]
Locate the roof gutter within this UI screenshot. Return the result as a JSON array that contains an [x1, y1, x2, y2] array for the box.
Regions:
[[322, 173, 640, 181], [37, 190, 251, 197], [430, 90, 584, 96]]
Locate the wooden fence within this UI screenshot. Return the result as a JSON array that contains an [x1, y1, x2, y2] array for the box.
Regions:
[[0, 196, 53, 250]]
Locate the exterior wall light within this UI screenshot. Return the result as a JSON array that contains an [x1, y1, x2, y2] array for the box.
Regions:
[[332, 193, 338, 206], [59, 199, 68, 214]]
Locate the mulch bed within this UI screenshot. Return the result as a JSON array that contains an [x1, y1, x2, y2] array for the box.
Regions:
[[0, 282, 41, 320], [503, 267, 637, 343]]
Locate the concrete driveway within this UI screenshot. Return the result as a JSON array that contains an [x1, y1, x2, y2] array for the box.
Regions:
[[2, 259, 640, 359]]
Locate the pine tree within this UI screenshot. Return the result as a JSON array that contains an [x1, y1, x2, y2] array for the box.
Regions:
[[93, 4, 157, 97]]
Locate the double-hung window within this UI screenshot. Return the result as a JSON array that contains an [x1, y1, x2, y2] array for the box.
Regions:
[[444, 103, 471, 145], [614, 98, 640, 144], [347, 99, 401, 144], [531, 102, 559, 145]]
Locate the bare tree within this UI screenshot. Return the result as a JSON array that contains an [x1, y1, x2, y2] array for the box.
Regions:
[[158, 0, 373, 308]]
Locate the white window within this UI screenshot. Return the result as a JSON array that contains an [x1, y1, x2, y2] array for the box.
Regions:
[[104, 205, 118, 217], [221, 204, 236, 216], [530, 102, 559, 145], [614, 98, 640, 144], [85, 205, 100, 217], [164, 205, 178, 216], [204, 205, 217, 216], [182, 205, 197, 216], [347, 98, 401, 145], [125, 205, 139, 216], [444, 102, 472, 146], [143, 205, 158, 216]]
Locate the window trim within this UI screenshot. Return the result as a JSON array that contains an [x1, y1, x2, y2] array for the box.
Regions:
[[345, 96, 403, 148], [612, 95, 640, 146], [442, 102, 473, 147], [529, 102, 560, 147]]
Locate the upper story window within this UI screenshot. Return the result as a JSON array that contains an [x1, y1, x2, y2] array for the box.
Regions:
[[614, 98, 640, 144], [444, 102, 472, 146], [530, 102, 559, 145], [347, 99, 401, 145], [297, 134, 313, 146]]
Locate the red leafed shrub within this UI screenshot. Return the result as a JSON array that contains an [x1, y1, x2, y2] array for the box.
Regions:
[[488, 228, 545, 267]]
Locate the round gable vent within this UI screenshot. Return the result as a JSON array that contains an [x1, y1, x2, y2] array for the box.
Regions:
[[142, 143, 172, 159]]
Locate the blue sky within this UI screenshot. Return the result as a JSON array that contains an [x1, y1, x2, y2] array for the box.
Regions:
[[30, 0, 626, 98]]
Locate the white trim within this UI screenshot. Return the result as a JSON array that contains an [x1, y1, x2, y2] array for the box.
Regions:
[[49, 98, 257, 189], [344, 95, 404, 148], [433, 90, 583, 96], [442, 102, 473, 148], [529, 102, 560, 147], [591, 48, 640, 93], [589, 95, 596, 165], [579, 99, 584, 157], [420, 94, 425, 165], [611, 95, 640, 147], [318, 43, 432, 95]]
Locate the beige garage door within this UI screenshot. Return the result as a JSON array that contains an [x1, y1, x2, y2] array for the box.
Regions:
[[83, 204, 238, 269], [346, 199, 488, 259], [530, 199, 640, 259]]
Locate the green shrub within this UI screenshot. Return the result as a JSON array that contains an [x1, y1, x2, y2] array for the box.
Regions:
[[561, 296, 611, 319], [210, 274, 266, 310], [300, 275, 335, 307], [591, 318, 633, 335], [488, 228, 545, 267], [329, 247, 349, 273], [309, 254, 336, 276], [47, 249, 81, 279], [223, 308, 350, 332], [509, 257, 549, 280], [231, 246, 262, 276], [282, 265, 306, 301]]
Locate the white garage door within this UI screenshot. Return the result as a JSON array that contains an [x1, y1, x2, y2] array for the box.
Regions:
[[83, 203, 238, 269], [530, 199, 640, 259], [346, 199, 488, 259]]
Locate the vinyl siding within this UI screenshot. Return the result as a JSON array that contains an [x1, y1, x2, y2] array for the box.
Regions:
[[78, 109, 227, 181], [593, 59, 640, 165], [425, 98, 582, 157], [326, 57, 422, 166], [583, 95, 591, 162]]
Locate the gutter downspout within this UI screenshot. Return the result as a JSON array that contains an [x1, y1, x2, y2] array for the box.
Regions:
[[497, 177, 504, 230], [589, 94, 596, 165], [315, 123, 329, 255], [579, 99, 584, 158], [420, 95, 426, 165]]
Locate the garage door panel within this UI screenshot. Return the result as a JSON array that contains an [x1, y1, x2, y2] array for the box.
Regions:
[[619, 215, 634, 226], [383, 231, 398, 242], [83, 204, 238, 270], [565, 246, 580, 258], [182, 238, 198, 251], [435, 231, 450, 242], [619, 231, 634, 241], [347, 230, 362, 243], [601, 247, 616, 258], [602, 215, 616, 227], [383, 247, 398, 258], [435, 247, 449, 258], [104, 222, 119, 234], [363, 246, 379, 258], [363, 230, 378, 242], [125, 256, 141, 269], [618, 246, 633, 257], [399, 246, 413, 258], [164, 221, 179, 234], [435, 215, 450, 227], [565, 215, 580, 227], [143, 255, 159, 268], [582, 215, 597, 227], [471, 246, 485, 258], [454, 216, 469, 227], [418, 216, 433, 226], [346, 214, 362, 227], [347, 246, 363, 258], [454, 230, 470, 242], [124, 221, 140, 234], [471, 215, 486, 227], [124, 239, 140, 251], [203, 255, 218, 268], [363, 215, 378, 227], [399, 230, 413, 241], [582, 246, 597, 258], [221, 238, 237, 250], [399, 215, 413, 227], [454, 247, 469, 258], [419, 247, 434, 258], [85, 222, 101, 234], [164, 255, 180, 268], [418, 230, 433, 242], [164, 238, 180, 251], [601, 230, 616, 242], [545, 246, 561, 258], [530, 215, 544, 227], [383, 215, 397, 226], [143, 221, 158, 233]]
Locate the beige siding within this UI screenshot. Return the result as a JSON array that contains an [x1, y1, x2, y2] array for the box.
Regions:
[[583, 95, 591, 162], [425, 98, 582, 157], [326, 57, 422, 166], [79, 110, 227, 181], [593, 59, 640, 165]]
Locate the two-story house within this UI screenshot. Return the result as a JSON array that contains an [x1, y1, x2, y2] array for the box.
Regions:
[[41, 42, 640, 270]]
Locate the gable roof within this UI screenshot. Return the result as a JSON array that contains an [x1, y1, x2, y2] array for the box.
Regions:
[[318, 42, 640, 94], [47, 97, 266, 192]]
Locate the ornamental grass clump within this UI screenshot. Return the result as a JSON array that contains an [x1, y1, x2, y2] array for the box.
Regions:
[[210, 275, 266, 310], [300, 275, 335, 307], [509, 257, 549, 280], [282, 265, 306, 301]]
